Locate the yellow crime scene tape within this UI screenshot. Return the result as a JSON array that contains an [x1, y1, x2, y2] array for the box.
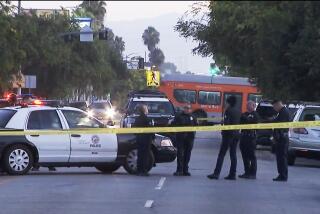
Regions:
[[0, 121, 319, 136], [197, 117, 223, 121]]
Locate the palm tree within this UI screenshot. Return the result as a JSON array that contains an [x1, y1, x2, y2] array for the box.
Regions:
[[149, 48, 165, 66], [142, 26, 160, 52], [80, 1, 106, 29]]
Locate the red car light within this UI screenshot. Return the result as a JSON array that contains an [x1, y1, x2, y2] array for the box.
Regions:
[[33, 100, 43, 105]]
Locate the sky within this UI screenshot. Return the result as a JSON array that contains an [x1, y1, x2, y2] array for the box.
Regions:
[[13, 1, 194, 22], [12, 1, 212, 74]]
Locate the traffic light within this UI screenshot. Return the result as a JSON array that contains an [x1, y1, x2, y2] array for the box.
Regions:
[[99, 29, 108, 40], [209, 63, 220, 76], [138, 57, 144, 69]]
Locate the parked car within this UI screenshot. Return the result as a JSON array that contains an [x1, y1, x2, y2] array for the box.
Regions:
[[256, 100, 300, 147], [87, 100, 115, 126], [288, 103, 320, 165], [256, 101, 278, 146], [69, 101, 89, 111], [120, 90, 175, 129], [0, 105, 176, 175]]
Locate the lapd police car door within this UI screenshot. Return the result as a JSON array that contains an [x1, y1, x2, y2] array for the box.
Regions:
[[61, 110, 117, 162], [25, 110, 71, 163]]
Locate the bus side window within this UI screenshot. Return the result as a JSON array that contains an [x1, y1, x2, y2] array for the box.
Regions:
[[248, 93, 262, 103], [198, 91, 221, 105], [173, 89, 196, 104]]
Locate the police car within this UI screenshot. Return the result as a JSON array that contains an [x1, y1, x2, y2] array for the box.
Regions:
[[0, 105, 176, 175], [121, 90, 175, 128]]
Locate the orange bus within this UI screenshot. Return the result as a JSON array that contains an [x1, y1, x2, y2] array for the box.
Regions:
[[158, 74, 262, 121]]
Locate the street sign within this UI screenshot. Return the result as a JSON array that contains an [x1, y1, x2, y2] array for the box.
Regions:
[[146, 70, 160, 87], [80, 25, 93, 42], [25, 75, 37, 89]]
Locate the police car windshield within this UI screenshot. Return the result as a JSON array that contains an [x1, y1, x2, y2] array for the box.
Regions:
[[128, 101, 174, 116], [0, 109, 16, 128]]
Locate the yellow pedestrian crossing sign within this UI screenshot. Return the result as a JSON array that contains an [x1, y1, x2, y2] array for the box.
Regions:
[[146, 70, 160, 87]]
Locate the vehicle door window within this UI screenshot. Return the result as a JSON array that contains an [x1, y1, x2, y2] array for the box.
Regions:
[[198, 91, 221, 105], [256, 103, 278, 120], [62, 110, 103, 128], [299, 108, 320, 121], [173, 89, 196, 104], [0, 109, 16, 128], [27, 110, 62, 130]]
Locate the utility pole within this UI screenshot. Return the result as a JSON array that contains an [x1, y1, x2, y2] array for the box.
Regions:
[[17, 0, 22, 96], [18, 0, 21, 14]]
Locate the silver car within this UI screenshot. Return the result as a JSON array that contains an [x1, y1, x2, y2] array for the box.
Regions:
[[288, 104, 320, 165]]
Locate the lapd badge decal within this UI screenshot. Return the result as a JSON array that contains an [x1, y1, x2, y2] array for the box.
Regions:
[[90, 135, 101, 148]]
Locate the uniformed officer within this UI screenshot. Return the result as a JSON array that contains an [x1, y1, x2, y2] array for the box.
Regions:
[[133, 104, 155, 176], [207, 95, 241, 180], [239, 101, 259, 179], [172, 105, 197, 176], [271, 100, 290, 182]]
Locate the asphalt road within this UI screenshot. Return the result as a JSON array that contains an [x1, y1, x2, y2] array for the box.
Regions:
[[0, 132, 320, 214]]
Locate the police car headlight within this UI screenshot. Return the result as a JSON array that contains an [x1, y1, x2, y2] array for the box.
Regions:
[[88, 110, 94, 117], [105, 108, 115, 118], [160, 139, 173, 147]]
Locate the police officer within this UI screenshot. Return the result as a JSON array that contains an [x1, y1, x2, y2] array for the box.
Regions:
[[207, 95, 241, 180], [133, 104, 155, 176], [271, 100, 290, 182], [239, 101, 259, 179], [172, 105, 197, 176]]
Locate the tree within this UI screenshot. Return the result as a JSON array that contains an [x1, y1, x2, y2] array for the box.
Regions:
[[175, 1, 320, 101], [142, 26, 166, 67], [142, 26, 160, 52], [159, 62, 178, 74], [149, 48, 165, 67], [79, 0, 106, 29], [0, 1, 145, 106]]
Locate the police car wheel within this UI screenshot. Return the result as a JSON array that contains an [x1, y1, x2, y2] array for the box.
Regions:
[[95, 164, 121, 174], [123, 149, 154, 174], [3, 144, 34, 175]]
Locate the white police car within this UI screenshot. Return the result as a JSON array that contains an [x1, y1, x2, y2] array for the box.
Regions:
[[0, 105, 176, 175]]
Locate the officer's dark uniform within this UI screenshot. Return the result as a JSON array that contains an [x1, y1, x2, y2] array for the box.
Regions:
[[172, 111, 197, 175], [133, 112, 155, 175], [208, 102, 241, 179], [239, 111, 259, 177], [273, 106, 290, 181]]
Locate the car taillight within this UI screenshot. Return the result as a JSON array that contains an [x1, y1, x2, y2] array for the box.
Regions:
[[293, 128, 308, 134]]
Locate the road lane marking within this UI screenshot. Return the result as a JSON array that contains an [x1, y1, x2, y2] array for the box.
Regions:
[[155, 177, 166, 190], [144, 200, 154, 208]]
